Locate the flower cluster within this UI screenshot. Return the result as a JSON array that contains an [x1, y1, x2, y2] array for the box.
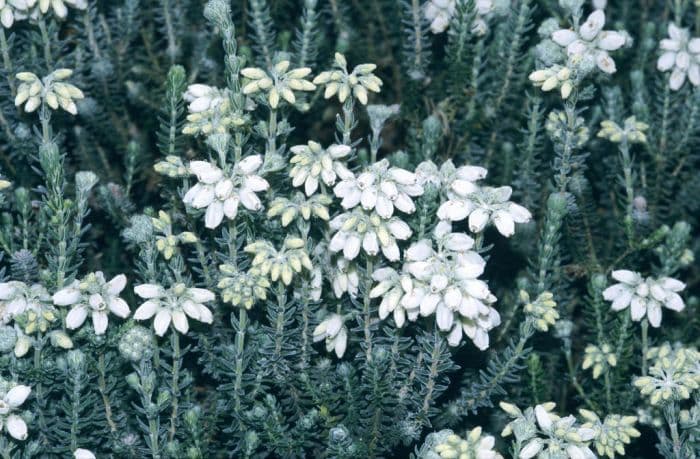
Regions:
[[241, 60, 315, 108], [579, 410, 640, 459], [551, 10, 627, 75], [53, 272, 130, 335], [634, 343, 700, 405], [528, 65, 573, 99], [438, 170, 531, 237], [500, 402, 597, 459], [182, 84, 244, 135], [423, 0, 496, 36], [371, 223, 499, 349], [329, 209, 412, 262], [312, 313, 347, 358], [521, 290, 559, 332], [0, 281, 56, 335], [133, 283, 215, 336], [602, 270, 685, 327], [417, 427, 503, 459], [151, 210, 198, 260], [217, 264, 269, 309], [657, 23, 700, 90], [313, 53, 382, 105], [1, 0, 85, 28], [582, 343, 617, 379], [0, 379, 31, 441], [266, 193, 331, 227], [183, 155, 269, 229], [597, 117, 649, 144], [244, 237, 313, 286], [15, 69, 84, 114], [289, 141, 352, 196]]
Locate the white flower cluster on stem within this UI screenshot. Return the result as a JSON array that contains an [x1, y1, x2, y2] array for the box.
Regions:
[[183, 155, 269, 229], [656, 23, 700, 90], [602, 270, 685, 327], [371, 222, 499, 349], [133, 283, 215, 336]]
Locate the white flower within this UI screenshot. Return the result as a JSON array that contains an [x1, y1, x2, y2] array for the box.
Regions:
[[329, 209, 412, 261], [334, 159, 423, 218], [313, 313, 348, 358], [244, 237, 313, 286], [528, 65, 574, 99], [332, 258, 359, 299], [38, 0, 85, 18], [241, 60, 316, 109], [551, 10, 627, 74], [15, 69, 84, 114], [0, 0, 33, 28], [289, 141, 352, 196], [313, 53, 382, 105], [602, 270, 685, 327], [0, 281, 56, 334], [0, 382, 31, 440], [425, 427, 504, 459], [133, 283, 215, 336], [73, 449, 96, 459], [656, 23, 700, 90], [53, 272, 130, 335], [424, 0, 494, 35], [439, 184, 531, 237], [182, 84, 244, 135], [183, 155, 269, 229]]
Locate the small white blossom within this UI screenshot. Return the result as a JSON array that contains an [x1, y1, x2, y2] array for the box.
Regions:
[[424, 0, 494, 35], [244, 237, 313, 286], [439, 182, 531, 237], [602, 270, 685, 327], [528, 65, 574, 99], [313, 53, 382, 105], [0, 0, 32, 28], [53, 272, 130, 335], [0, 381, 31, 440], [15, 69, 84, 114], [551, 10, 627, 74], [332, 258, 359, 299], [334, 159, 423, 218], [73, 449, 96, 459], [37, 0, 86, 18], [133, 283, 215, 336], [656, 23, 700, 90], [313, 313, 348, 358], [329, 209, 412, 261], [241, 60, 315, 109], [422, 428, 504, 459], [266, 193, 332, 227], [183, 84, 245, 135], [183, 155, 269, 229], [0, 281, 56, 334], [289, 141, 352, 196]]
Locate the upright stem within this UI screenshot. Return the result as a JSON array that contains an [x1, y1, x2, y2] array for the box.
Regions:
[[641, 319, 649, 375], [0, 29, 15, 95], [342, 98, 355, 146], [619, 140, 636, 244], [98, 352, 118, 433], [266, 108, 278, 162], [363, 257, 374, 362], [233, 308, 247, 412], [168, 331, 181, 442], [37, 18, 53, 69]]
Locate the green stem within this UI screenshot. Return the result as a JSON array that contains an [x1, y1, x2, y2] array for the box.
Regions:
[[641, 318, 649, 375], [37, 18, 53, 69], [233, 308, 247, 412], [168, 331, 181, 443], [98, 352, 118, 433], [0, 28, 14, 95], [363, 257, 374, 362]]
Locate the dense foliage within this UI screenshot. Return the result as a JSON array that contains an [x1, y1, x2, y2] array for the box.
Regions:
[[0, 0, 698, 457]]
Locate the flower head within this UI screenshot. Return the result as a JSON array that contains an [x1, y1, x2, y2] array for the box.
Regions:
[[0, 379, 31, 440], [332, 258, 360, 299], [133, 283, 215, 336], [657, 23, 700, 90], [15, 69, 84, 114], [419, 427, 503, 459], [183, 155, 269, 229], [53, 272, 130, 335], [267, 193, 332, 227], [423, 0, 495, 35], [0, 281, 56, 334], [241, 60, 315, 109], [602, 270, 685, 327], [313, 53, 382, 105], [582, 343, 617, 379], [634, 343, 700, 405], [597, 117, 648, 144], [313, 313, 348, 358], [551, 10, 627, 74], [521, 290, 559, 332], [183, 84, 245, 135], [329, 209, 412, 261], [579, 410, 640, 459], [528, 65, 574, 99], [217, 264, 270, 309], [334, 159, 424, 218], [289, 142, 352, 196], [245, 237, 313, 286], [151, 211, 197, 260]]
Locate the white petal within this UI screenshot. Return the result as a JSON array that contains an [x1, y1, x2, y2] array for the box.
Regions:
[[657, 52, 676, 71], [519, 439, 542, 459], [436, 303, 454, 331], [580, 10, 605, 42], [74, 449, 96, 459], [172, 310, 189, 334], [205, 201, 225, 229], [630, 297, 646, 321], [535, 405, 553, 431], [446, 323, 462, 346], [153, 310, 172, 336], [106, 274, 127, 295], [238, 155, 263, 174], [108, 298, 130, 318], [670, 68, 686, 90], [493, 211, 515, 237], [468, 208, 490, 233], [596, 52, 617, 74], [598, 31, 626, 51], [611, 270, 639, 284], [6, 385, 31, 408], [6, 414, 27, 440], [134, 284, 163, 299], [134, 300, 159, 320], [664, 292, 685, 312], [92, 311, 109, 335], [647, 302, 662, 327], [344, 234, 361, 259], [53, 288, 81, 306], [189, 161, 222, 184], [239, 189, 262, 211], [196, 305, 213, 323], [66, 306, 88, 329], [552, 29, 577, 46]]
